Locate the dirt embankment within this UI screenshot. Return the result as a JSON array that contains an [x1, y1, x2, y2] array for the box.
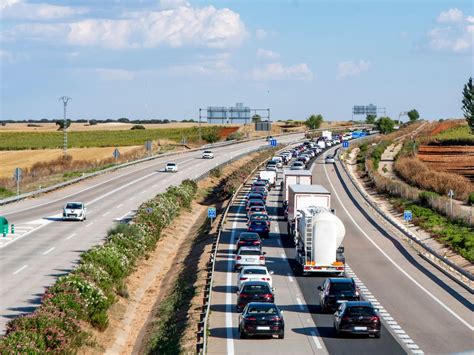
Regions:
[[79, 154, 256, 354]]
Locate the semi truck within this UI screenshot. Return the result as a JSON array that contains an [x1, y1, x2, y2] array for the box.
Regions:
[[294, 206, 345, 276], [286, 184, 331, 235], [282, 169, 313, 202]]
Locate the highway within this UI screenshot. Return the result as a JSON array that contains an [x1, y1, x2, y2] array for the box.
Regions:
[[207, 145, 473, 354], [0, 134, 303, 334]]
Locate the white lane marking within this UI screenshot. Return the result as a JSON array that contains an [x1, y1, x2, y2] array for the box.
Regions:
[[324, 163, 474, 331], [0, 216, 57, 249], [280, 252, 286, 260], [85, 222, 93, 227], [287, 272, 294, 282], [277, 239, 282, 246], [102, 211, 111, 217], [12, 265, 28, 275], [128, 196, 136, 201], [226, 206, 242, 355], [116, 211, 133, 222], [152, 184, 158, 188], [117, 204, 123, 208], [310, 331, 323, 350], [42, 247, 55, 255], [296, 297, 305, 311], [65, 233, 76, 240]]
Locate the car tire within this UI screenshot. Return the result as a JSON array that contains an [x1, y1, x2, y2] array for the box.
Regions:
[[278, 332, 285, 339], [239, 330, 246, 339], [374, 331, 381, 339]]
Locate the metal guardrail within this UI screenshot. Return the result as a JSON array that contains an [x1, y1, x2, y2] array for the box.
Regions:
[[196, 144, 292, 354], [334, 147, 474, 289]]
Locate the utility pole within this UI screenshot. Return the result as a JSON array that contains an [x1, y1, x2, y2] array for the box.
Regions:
[[198, 108, 202, 142], [59, 96, 72, 157]]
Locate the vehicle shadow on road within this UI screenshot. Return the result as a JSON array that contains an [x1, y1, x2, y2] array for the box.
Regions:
[[208, 326, 239, 339], [4, 293, 44, 319], [210, 303, 240, 314], [292, 326, 338, 339]]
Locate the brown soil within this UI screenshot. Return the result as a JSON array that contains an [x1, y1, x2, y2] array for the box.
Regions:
[[417, 145, 474, 180], [218, 126, 239, 139], [78, 153, 257, 355], [429, 119, 465, 135]]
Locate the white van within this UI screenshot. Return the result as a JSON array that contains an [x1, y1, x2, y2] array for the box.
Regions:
[[259, 170, 277, 187], [271, 156, 283, 168]]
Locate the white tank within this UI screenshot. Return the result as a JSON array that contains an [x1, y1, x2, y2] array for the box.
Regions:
[[311, 210, 345, 266]]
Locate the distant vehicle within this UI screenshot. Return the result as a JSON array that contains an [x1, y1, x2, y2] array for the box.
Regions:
[[239, 302, 284, 339], [247, 213, 270, 227], [165, 162, 178, 172], [235, 246, 266, 270], [246, 192, 266, 202], [202, 150, 214, 159], [259, 170, 277, 188], [246, 199, 266, 211], [236, 232, 262, 252], [333, 301, 381, 338], [237, 266, 274, 289], [250, 187, 268, 199], [271, 156, 283, 168], [290, 161, 306, 170], [247, 205, 267, 218], [266, 164, 277, 172], [247, 220, 270, 239], [325, 155, 335, 164], [63, 202, 87, 221], [236, 281, 274, 311], [318, 278, 360, 312]]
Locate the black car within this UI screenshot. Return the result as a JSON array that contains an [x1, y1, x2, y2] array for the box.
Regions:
[[236, 281, 274, 311], [252, 180, 268, 190], [250, 187, 268, 198], [246, 198, 266, 211], [333, 301, 381, 338], [236, 232, 262, 251], [246, 192, 266, 202], [318, 278, 360, 312], [239, 302, 284, 339], [248, 220, 270, 239]]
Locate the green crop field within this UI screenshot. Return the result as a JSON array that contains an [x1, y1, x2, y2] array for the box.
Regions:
[[0, 126, 221, 150], [435, 125, 474, 143]]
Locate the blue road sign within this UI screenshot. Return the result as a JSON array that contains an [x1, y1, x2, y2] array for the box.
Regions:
[[270, 139, 277, 147], [208, 207, 217, 219], [404, 210, 412, 222], [342, 141, 349, 149]]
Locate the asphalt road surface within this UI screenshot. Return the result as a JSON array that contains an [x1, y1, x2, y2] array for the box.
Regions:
[[0, 134, 303, 334]]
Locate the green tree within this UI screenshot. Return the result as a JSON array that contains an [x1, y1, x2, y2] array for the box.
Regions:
[[304, 114, 324, 130], [375, 116, 395, 134], [407, 109, 420, 121], [462, 77, 474, 133], [202, 131, 219, 143], [251, 114, 262, 123], [117, 117, 130, 123], [366, 114, 376, 124], [55, 119, 71, 131]]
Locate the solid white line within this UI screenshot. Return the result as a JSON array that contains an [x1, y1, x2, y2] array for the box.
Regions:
[[310, 331, 323, 349], [296, 297, 305, 311], [12, 265, 28, 275], [152, 184, 158, 188], [324, 162, 474, 331], [287, 272, 294, 282], [65, 233, 76, 240], [102, 211, 111, 217], [116, 211, 132, 221], [85, 222, 93, 227], [0, 219, 53, 249], [42, 247, 55, 255]]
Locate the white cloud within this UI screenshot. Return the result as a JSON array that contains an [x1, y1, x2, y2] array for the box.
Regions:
[[159, 0, 190, 10], [337, 60, 371, 79], [252, 62, 313, 81], [95, 68, 135, 81], [437, 8, 464, 23], [1, 0, 87, 20], [2, 5, 247, 50], [256, 48, 280, 60], [255, 29, 267, 40]]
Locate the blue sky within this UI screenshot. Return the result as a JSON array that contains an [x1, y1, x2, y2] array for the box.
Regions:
[[1, 0, 473, 121]]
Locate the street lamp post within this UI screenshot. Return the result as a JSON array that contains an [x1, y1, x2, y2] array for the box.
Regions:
[[59, 96, 72, 157]]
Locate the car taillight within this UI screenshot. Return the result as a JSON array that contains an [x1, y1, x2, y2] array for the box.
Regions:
[[263, 294, 273, 299], [342, 316, 351, 322], [253, 241, 260, 245], [240, 293, 249, 298], [370, 316, 380, 323], [270, 316, 281, 321], [240, 277, 248, 281], [246, 317, 256, 321], [259, 255, 265, 260], [236, 256, 241, 260], [238, 241, 245, 244], [248, 227, 253, 231]]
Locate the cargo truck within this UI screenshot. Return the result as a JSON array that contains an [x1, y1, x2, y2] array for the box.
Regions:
[[282, 169, 313, 203], [286, 184, 331, 236], [294, 206, 345, 276]]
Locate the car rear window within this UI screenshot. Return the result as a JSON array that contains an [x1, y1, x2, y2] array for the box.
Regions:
[[240, 235, 258, 241], [250, 221, 266, 227], [240, 250, 261, 256], [66, 203, 82, 209], [329, 283, 355, 293], [346, 306, 376, 317], [247, 306, 277, 314], [243, 269, 266, 275], [243, 285, 270, 294]]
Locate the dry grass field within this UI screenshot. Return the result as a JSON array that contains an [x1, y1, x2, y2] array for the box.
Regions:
[[417, 145, 474, 181]]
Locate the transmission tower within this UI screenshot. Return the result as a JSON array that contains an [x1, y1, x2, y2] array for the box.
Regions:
[[59, 96, 72, 157]]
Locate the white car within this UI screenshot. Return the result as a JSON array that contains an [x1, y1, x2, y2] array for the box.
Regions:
[[202, 150, 214, 159], [271, 157, 283, 168], [235, 246, 266, 271], [325, 155, 335, 164], [165, 162, 178, 172], [238, 266, 274, 289], [63, 202, 87, 221]]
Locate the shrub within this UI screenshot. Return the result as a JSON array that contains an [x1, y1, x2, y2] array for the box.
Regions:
[[468, 192, 474, 205], [131, 124, 145, 130], [202, 131, 219, 143], [370, 140, 391, 170], [418, 191, 439, 206], [210, 167, 222, 178], [226, 131, 245, 141]]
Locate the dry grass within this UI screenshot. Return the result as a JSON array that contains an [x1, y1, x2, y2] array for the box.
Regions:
[[394, 156, 473, 201]]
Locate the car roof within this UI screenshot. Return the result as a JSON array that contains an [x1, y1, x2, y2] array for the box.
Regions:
[[239, 246, 262, 251], [167, 162, 176, 164], [65, 201, 83, 204], [241, 265, 268, 271], [241, 280, 270, 286], [238, 232, 260, 238], [328, 277, 354, 283], [245, 302, 278, 308]]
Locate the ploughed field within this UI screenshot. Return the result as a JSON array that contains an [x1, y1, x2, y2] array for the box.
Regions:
[[417, 145, 474, 181]]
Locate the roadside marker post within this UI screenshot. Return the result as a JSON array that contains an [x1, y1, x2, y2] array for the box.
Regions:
[[208, 207, 216, 225], [11, 224, 14, 234], [14, 167, 22, 195], [1, 216, 9, 237], [113, 148, 120, 163], [403, 210, 412, 225]]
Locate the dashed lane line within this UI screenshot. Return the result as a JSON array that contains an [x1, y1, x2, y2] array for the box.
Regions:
[[42, 247, 55, 255], [12, 265, 28, 275], [64, 233, 76, 241]]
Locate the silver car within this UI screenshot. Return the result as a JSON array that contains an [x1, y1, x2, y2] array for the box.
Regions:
[[235, 247, 266, 271], [63, 202, 87, 221], [290, 161, 306, 170]]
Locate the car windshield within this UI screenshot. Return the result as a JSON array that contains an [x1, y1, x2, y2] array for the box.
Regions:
[[247, 306, 277, 314], [240, 250, 261, 256], [167, 163, 176, 166], [204, 151, 212, 154], [346, 306, 376, 317], [240, 235, 259, 241], [242, 285, 270, 294], [329, 283, 355, 294], [250, 221, 266, 227], [66, 203, 82, 209], [243, 269, 266, 275]]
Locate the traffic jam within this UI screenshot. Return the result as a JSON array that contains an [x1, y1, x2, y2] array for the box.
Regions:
[[232, 131, 381, 341]]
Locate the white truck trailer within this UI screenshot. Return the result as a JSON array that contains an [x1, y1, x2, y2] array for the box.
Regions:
[[259, 170, 277, 188], [295, 206, 345, 276], [287, 184, 331, 235], [282, 169, 313, 202]]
